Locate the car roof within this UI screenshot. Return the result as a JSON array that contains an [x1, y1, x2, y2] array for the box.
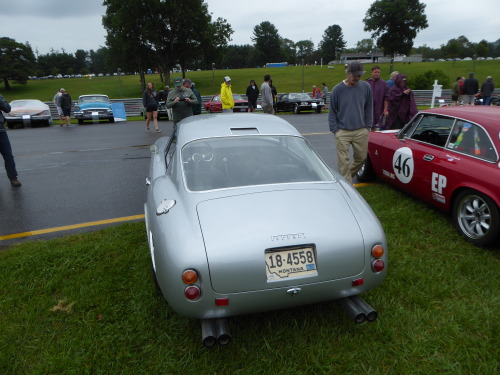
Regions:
[[177, 113, 302, 145], [421, 107, 500, 130]]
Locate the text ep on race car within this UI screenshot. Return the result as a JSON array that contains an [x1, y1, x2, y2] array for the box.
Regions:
[[145, 114, 387, 347], [358, 106, 500, 247]]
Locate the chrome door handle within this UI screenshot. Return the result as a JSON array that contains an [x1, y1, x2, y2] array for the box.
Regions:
[[423, 154, 434, 161]]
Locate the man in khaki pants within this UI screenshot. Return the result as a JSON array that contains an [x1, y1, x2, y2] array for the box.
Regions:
[[328, 61, 373, 184]]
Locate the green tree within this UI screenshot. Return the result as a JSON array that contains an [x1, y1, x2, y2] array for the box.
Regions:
[[103, 0, 152, 90], [363, 0, 428, 63], [281, 38, 297, 65], [0, 37, 36, 89], [476, 40, 490, 58], [319, 25, 346, 62], [252, 21, 283, 65], [295, 40, 315, 63], [356, 38, 375, 53]]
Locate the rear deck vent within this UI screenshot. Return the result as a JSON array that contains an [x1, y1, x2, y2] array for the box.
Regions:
[[230, 127, 259, 134]]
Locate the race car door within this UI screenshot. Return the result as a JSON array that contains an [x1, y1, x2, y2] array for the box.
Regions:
[[384, 114, 455, 205]]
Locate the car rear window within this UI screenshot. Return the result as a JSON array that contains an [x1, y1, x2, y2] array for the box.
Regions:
[[181, 136, 335, 191]]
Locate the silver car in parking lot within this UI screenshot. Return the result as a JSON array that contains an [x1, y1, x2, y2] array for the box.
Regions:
[[144, 114, 387, 346]]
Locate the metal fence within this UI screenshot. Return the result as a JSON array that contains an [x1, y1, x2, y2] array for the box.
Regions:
[[45, 90, 497, 119]]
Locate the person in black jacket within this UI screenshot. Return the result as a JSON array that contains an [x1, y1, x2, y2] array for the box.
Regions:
[[0, 94, 21, 187], [462, 73, 479, 105], [246, 79, 259, 113], [143, 82, 161, 132], [59, 89, 72, 127]]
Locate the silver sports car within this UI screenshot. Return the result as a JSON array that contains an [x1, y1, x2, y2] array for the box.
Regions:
[[145, 114, 387, 347]]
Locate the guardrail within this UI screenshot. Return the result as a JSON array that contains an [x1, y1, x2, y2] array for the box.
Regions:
[[45, 90, 497, 119]]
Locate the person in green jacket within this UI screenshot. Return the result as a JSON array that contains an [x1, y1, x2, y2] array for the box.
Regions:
[[166, 77, 198, 130], [220, 76, 234, 113]]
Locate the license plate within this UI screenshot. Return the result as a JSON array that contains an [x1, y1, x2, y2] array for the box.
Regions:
[[22, 115, 30, 120], [265, 246, 317, 281], [311, 103, 317, 107], [92, 111, 99, 116]]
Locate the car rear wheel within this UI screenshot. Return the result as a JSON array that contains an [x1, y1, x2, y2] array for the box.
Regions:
[[293, 104, 300, 114], [452, 189, 499, 247], [356, 155, 376, 182]]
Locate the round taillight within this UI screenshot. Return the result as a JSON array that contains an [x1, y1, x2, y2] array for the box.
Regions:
[[372, 245, 384, 258], [184, 286, 201, 300], [182, 269, 198, 285], [372, 259, 385, 272]]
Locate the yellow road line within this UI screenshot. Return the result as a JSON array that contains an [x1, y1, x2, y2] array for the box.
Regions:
[[0, 214, 145, 241]]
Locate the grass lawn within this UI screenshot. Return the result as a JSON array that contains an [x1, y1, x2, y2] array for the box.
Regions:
[[0, 183, 498, 374], [1, 60, 497, 101]]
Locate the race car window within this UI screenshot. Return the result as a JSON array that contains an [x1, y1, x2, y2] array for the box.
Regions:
[[408, 114, 454, 147], [447, 121, 497, 162]]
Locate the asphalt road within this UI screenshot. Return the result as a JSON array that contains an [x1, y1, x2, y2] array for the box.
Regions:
[[0, 113, 339, 248]]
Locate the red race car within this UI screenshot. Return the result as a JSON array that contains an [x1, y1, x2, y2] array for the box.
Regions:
[[204, 94, 248, 113], [357, 106, 500, 247]]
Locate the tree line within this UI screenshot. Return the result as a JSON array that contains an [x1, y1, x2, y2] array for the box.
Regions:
[[1, 0, 499, 90]]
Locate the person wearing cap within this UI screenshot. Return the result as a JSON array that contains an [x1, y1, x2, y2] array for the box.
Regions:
[[366, 66, 389, 130], [53, 89, 64, 126], [220, 76, 234, 113], [386, 74, 417, 130], [183, 78, 202, 115], [166, 77, 198, 130], [0, 94, 21, 187], [328, 61, 373, 184], [386, 71, 399, 88], [143, 82, 161, 132], [480, 76, 495, 105]]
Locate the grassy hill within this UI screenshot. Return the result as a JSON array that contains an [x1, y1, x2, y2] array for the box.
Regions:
[[1, 60, 497, 101]]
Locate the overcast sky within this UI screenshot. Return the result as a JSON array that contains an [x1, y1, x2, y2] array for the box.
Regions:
[[1, 0, 499, 56]]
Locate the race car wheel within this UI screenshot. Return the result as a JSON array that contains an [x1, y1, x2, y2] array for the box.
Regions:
[[356, 155, 376, 182], [293, 104, 300, 114], [452, 189, 499, 247]]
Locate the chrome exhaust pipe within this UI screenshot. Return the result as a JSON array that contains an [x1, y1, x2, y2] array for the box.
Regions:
[[338, 297, 366, 324], [349, 295, 378, 322], [215, 318, 231, 346], [201, 319, 217, 348]]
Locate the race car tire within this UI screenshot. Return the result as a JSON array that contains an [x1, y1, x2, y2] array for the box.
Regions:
[[452, 189, 499, 247], [356, 155, 376, 182]]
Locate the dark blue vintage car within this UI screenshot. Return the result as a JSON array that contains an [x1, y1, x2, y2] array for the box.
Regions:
[[73, 95, 114, 125]]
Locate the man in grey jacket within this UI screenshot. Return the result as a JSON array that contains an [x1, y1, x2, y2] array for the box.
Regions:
[[260, 74, 274, 114], [328, 61, 373, 184], [0, 94, 21, 187]]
